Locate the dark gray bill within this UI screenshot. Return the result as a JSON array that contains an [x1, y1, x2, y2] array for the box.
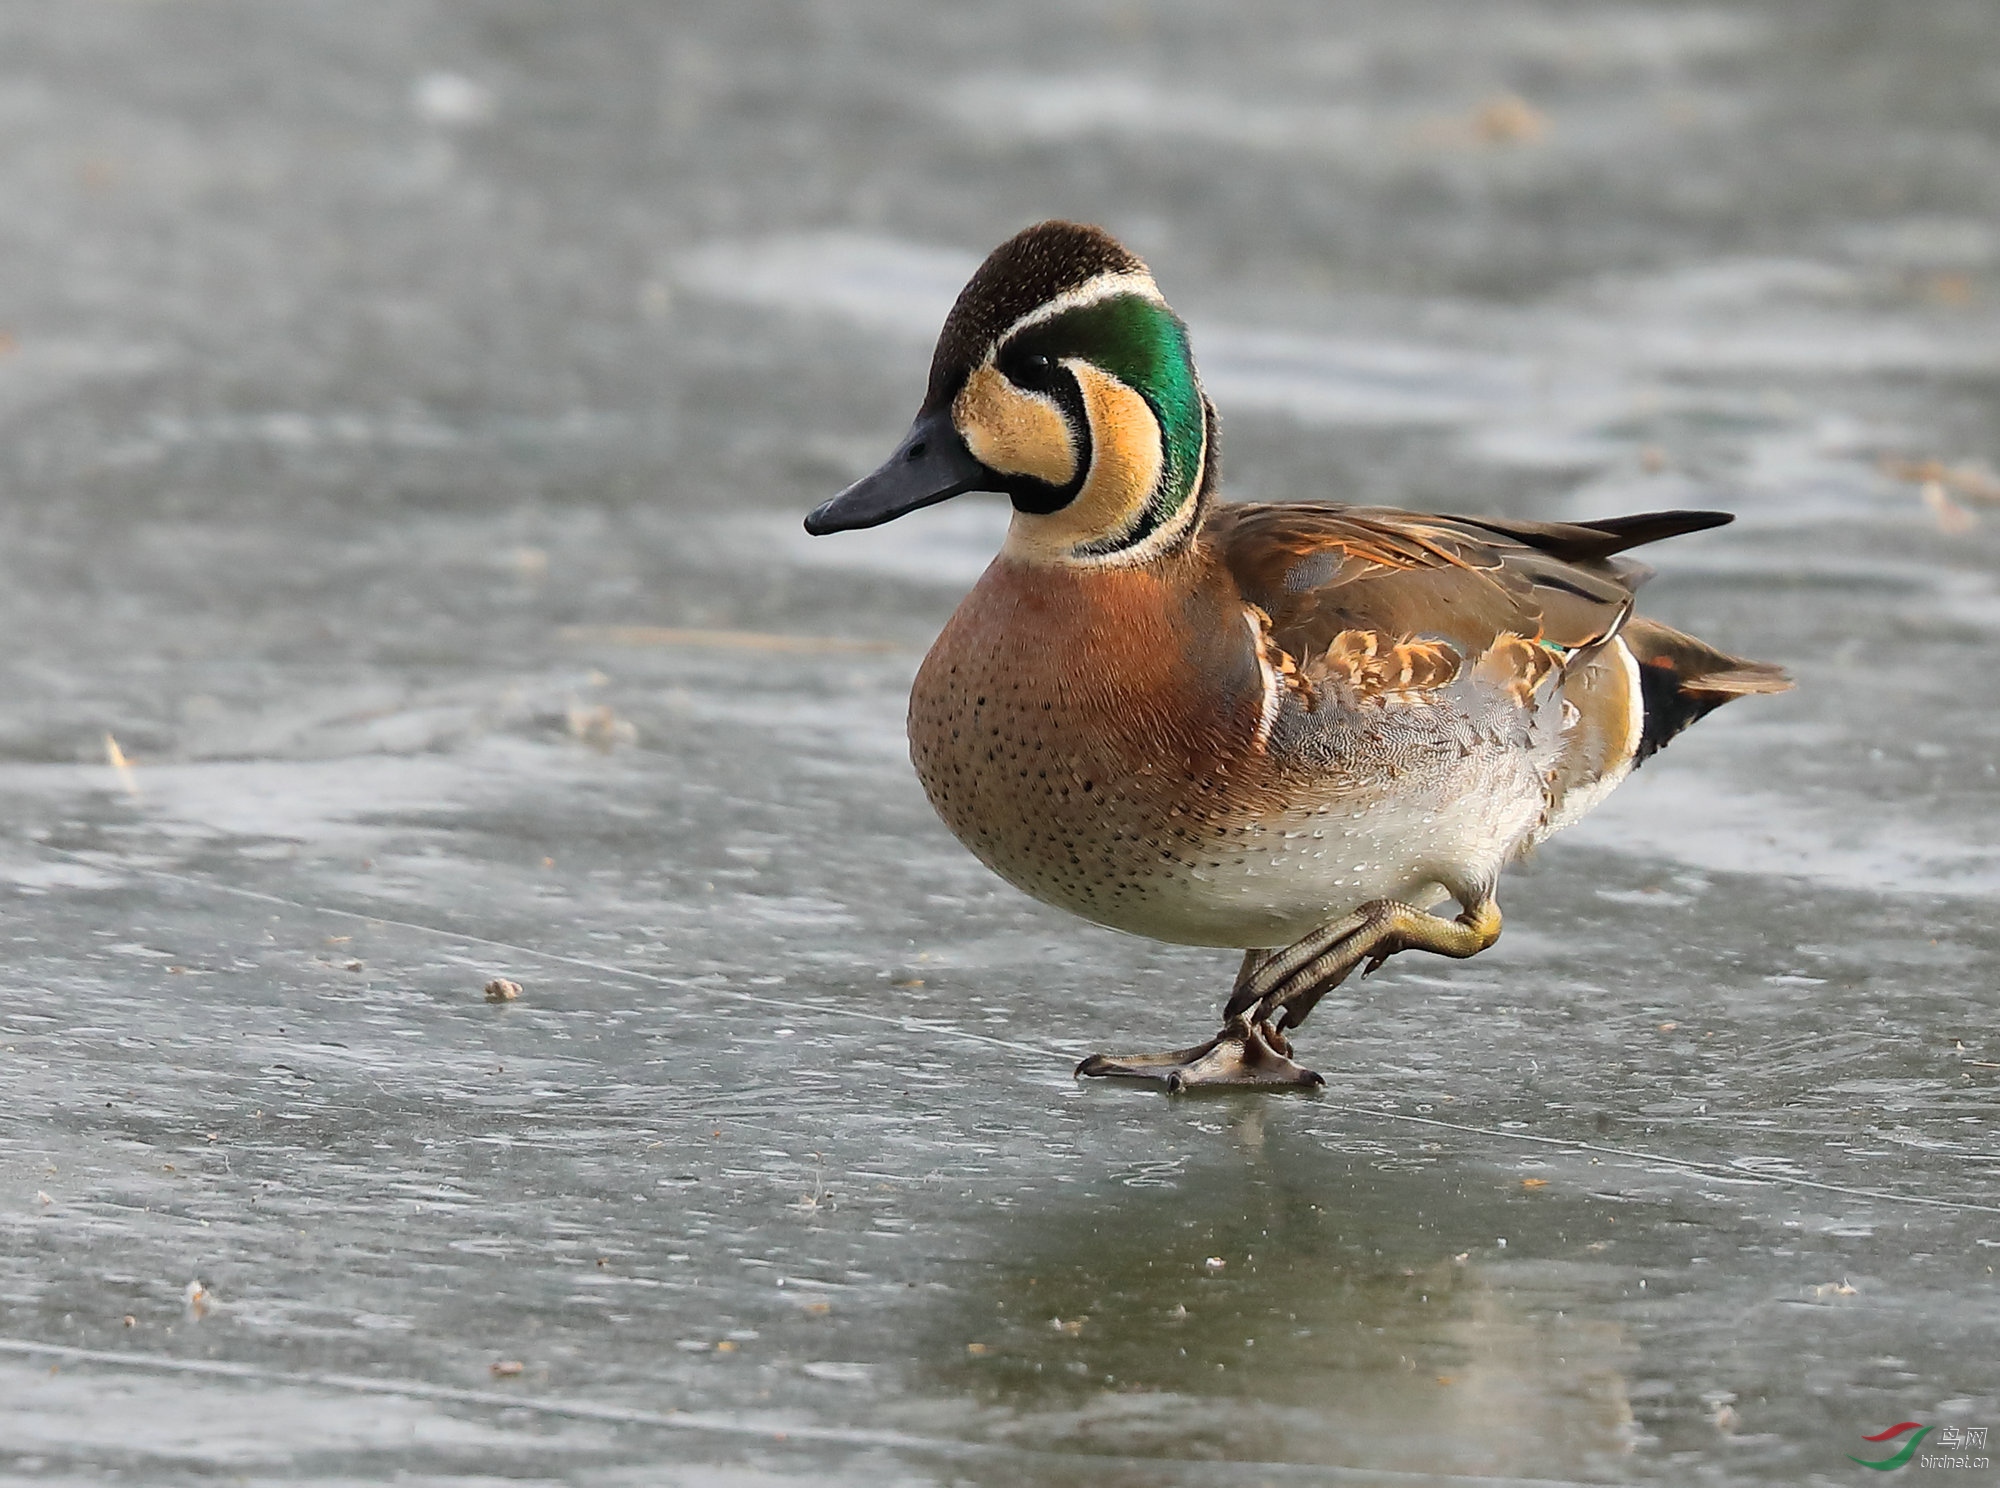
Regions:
[[803, 413, 988, 535]]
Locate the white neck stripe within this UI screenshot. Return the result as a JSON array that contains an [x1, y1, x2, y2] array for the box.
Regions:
[[990, 270, 1163, 354]]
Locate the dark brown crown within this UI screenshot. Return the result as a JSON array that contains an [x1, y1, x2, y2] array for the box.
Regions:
[[925, 221, 1147, 405]]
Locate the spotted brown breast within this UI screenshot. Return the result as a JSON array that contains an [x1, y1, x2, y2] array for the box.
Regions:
[[907, 551, 1296, 945]]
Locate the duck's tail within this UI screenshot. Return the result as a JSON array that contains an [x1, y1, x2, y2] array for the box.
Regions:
[[1620, 616, 1792, 765]]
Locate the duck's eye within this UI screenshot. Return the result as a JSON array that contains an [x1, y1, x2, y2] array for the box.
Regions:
[[1001, 349, 1057, 390]]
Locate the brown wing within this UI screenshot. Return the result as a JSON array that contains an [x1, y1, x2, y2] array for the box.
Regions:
[[1204, 502, 1732, 667]]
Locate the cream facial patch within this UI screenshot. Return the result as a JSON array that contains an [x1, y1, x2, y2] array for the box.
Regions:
[[953, 363, 1077, 487]]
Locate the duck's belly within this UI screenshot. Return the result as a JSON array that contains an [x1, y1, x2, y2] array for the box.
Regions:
[[1097, 758, 1543, 947], [909, 648, 1549, 949]]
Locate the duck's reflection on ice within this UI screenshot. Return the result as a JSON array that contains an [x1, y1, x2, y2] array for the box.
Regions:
[[906, 1116, 1635, 1480]]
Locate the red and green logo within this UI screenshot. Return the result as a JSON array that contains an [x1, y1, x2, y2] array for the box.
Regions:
[[1850, 1422, 1931, 1471]]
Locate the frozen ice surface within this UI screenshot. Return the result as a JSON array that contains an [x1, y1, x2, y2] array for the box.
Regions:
[[0, 2, 1995, 1484]]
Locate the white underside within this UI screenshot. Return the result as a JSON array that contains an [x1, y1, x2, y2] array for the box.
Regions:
[[1073, 746, 1554, 949]]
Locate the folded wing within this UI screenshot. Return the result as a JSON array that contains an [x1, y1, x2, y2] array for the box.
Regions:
[[1206, 501, 1735, 666]]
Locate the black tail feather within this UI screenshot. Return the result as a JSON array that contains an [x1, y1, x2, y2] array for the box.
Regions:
[[1633, 659, 1729, 764], [1574, 509, 1734, 552], [1455, 509, 1734, 565], [1622, 615, 1793, 764]]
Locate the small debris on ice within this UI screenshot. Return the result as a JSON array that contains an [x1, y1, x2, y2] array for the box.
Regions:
[[566, 701, 638, 750], [104, 733, 140, 797], [1921, 480, 1979, 534]]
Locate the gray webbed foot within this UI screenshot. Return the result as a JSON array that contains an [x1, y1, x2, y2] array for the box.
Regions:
[[1075, 1016, 1325, 1093]]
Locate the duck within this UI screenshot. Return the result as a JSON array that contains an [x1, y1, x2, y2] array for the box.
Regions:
[[805, 220, 1791, 1091]]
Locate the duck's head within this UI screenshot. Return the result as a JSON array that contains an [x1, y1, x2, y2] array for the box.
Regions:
[[805, 220, 1214, 566]]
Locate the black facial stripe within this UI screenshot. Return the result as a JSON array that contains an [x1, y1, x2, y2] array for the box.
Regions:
[[1070, 384, 1199, 559], [1073, 500, 1167, 557], [1003, 363, 1089, 516], [1072, 445, 1174, 555]]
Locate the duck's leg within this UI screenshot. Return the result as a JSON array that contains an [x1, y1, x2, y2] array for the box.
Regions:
[[1075, 950, 1326, 1091], [1225, 896, 1502, 1033], [1076, 898, 1503, 1093]]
